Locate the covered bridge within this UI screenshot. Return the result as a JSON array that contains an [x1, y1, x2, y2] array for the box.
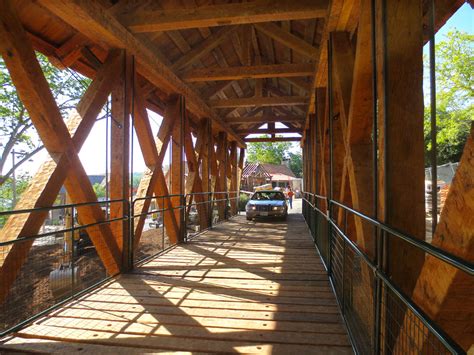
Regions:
[[0, 0, 473, 354]]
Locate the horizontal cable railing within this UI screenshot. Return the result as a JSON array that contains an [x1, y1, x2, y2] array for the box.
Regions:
[[0, 191, 240, 336], [0, 199, 128, 337], [301, 191, 470, 354]]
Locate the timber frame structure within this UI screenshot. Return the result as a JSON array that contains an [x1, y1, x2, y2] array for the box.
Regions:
[[0, 0, 473, 354]]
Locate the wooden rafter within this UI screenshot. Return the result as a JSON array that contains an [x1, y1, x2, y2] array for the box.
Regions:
[[237, 128, 302, 135], [254, 22, 320, 58], [224, 114, 304, 124], [39, 0, 246, 148], [122, 1, 329, 33], [183, 63, 313, 82], [210, 96, 307, 108], [171, 26, 237, 71], [245, 137, 301, 142]]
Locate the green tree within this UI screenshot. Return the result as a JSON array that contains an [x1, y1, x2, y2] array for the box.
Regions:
[[424, 30, 473, 165], [246, 136, 302, 177], [288, 151, 303, 178], [0, 53, 90, 184], [246, 138, 292, 164], [0, 173, 30, 225], [92, 183, 106, 199]]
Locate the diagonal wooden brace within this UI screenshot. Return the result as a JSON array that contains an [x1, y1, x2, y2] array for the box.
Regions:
[[0, 2, 124, 302], [132, 89, 180, 247]]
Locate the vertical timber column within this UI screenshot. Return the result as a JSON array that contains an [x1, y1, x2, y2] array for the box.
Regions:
[[229, 142, 238, 215], [315, 88, 327, 209], [170, 95, 185, 243], [238, 147, 245, 197], [216, 132, 228, 220], [310, 113, 318, 197], [377, 0, 425, 295], [201, 118, 212, 228], [110, 52, 132, 270], [304, 131, 310, 194], [199, 118, 211, 229]]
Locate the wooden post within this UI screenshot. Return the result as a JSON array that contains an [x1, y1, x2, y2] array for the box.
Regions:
[[110, 52, 132, 269], [238, 147, 245, 198], [409, 123, 474, 351], [216, 132, 228, 220], [315, 87, 327, 210], [229, 141, 238, 215], [376, 0, 425, 296], [200, 118, 211, 228], [170, 95, 185, 242]]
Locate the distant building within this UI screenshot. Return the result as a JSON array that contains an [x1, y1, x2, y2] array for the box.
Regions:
[[241, 163, 299, 191]]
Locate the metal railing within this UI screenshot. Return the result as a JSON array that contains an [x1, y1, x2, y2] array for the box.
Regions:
[[0, 199, 128, 336], [0, 190, 240, 336], [302, 192, 472, 354], [130, 191, 240, 266]]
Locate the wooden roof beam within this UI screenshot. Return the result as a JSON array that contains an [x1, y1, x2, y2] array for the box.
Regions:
[[171, 26, 237, 71], [245, 137, 302, 142], [39, 0, 245, 148], [224, 115, 304, 124], [254, 22, 320, 58], [183, 63, 314, 82], [123, 0, 329, 33], [237, 128, 302, 135], [210, 96, 308, 108]]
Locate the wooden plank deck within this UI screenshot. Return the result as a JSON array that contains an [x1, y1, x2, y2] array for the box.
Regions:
[[0, 208, 353, 354]]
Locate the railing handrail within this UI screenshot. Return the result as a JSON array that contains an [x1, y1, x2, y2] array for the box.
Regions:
[[301, 191, 473, 276], [301, 192, 469, 354], [0, 198, 127, 217]]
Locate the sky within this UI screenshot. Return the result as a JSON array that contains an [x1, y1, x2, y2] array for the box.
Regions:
[[9, 3, 474, 177]]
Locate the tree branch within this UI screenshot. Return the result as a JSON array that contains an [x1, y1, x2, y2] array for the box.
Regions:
[[0, 145, 44, 185]]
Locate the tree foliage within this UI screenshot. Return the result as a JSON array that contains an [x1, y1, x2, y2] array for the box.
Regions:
[[0, 174, 30, 225], [0, 53, 90, 183], [288, 151, 303, 178], [424, 30, 473, 166], [246, 139, 292, 165], [246, 137, 303, 177], [92, 183, 106, 199]]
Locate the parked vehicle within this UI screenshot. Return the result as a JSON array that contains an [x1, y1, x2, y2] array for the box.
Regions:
[[245, 190, 288, 221]]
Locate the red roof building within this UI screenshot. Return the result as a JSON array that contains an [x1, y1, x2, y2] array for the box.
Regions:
[[241, 162, 297, 191]]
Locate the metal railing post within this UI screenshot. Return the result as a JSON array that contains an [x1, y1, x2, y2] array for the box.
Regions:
[[183, 194, 188, 243], [71, 205, 75, 297], [129, 200, 135, 269]]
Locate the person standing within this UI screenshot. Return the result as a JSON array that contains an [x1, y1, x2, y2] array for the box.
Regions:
[[286, 185, 294, 209]]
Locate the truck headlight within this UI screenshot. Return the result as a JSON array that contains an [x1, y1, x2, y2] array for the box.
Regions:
[[247, 204, 256, 211]]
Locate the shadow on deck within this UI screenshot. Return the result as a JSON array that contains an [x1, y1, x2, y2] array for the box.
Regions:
[[0, 205, 353, 354]]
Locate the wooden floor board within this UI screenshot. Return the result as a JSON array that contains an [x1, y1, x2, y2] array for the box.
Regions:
[[1, 209, 353, 354]]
